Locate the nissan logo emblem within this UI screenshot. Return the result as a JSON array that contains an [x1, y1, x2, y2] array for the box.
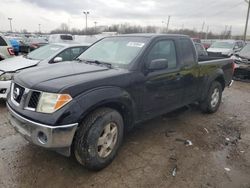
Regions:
[[13, 88, 20, 100]]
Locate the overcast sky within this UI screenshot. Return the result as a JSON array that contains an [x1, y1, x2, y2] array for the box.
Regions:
[[0, 0, 249, 35]]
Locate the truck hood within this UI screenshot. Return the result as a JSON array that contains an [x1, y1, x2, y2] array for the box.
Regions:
[[0, 56, 39, 72], [14, 61, 129, 95], [207, 48, 232, 54]]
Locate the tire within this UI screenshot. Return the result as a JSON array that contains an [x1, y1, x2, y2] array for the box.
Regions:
[[200, 81, 222, 113], [74, 107, 124, 171]]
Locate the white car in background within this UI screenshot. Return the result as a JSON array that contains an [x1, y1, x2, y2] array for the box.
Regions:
[[0, 34, 15, 61], [48, 34, 74, 43], [0, 42, 89, 99], [207, 40, 245, 57]]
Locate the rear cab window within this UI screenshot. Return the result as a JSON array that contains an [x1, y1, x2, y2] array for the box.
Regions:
[[179, 38, 197, 66]]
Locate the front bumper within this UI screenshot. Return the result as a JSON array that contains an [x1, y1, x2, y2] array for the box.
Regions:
[[0, 80, 11, 99], [7, 103, 78, 156]]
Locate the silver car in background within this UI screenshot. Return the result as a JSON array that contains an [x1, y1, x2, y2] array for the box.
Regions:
[[207, 40, 245, 57], [0, 43, 89, 99]]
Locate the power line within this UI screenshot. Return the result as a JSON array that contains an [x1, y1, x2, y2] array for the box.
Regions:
[[206, 2, 244, 17], [178, 1, 244, 18]]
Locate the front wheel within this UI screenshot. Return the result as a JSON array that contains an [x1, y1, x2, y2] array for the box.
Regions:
[[200, 81, 222, 113], [74, 108, 124, 171]]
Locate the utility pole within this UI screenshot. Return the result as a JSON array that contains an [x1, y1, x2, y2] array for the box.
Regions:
[[94, 21, 98, 33], [201, 22, 205, 32], [166, 15, 171, 32], [38, 24, 41, 33], [244, 0, 250, 41], [205, 25, 209, 40], [229, 25, 232, 39], [200, 22, 205, 39], [8, 18, 13, 32], [223, 25, 228, 39], [83, 11, 90, 33]]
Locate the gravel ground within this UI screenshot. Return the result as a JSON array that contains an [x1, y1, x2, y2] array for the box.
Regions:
[[0, 81, 250, 188]]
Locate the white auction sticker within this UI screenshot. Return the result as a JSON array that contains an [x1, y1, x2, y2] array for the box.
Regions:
[[127, 42, 145, 48]]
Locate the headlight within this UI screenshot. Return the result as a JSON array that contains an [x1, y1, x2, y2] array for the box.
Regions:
[[37, 92, 72, 113], [0, 73, 14, 81], [231, 55, 241, 62]]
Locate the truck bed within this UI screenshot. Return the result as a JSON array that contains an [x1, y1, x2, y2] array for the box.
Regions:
[[198, 57, 234, 88]]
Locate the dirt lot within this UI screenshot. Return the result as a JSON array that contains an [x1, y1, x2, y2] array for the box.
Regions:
[[0, 81, 250, 188]]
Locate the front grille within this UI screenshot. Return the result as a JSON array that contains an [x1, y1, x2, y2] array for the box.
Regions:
[[11, 83, 41, 111], [207, 52, 223, 57], [13, 83, 25, 104], [27, 91, 41, 109]]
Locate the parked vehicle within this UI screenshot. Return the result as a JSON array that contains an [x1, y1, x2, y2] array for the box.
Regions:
[[0, 34, 15, 61], [195, 43, 208, 57], [26, 37, 49, 52], [7, 34, 234, 171], [49, 34, 74, 43], [201, 39, 217, 50], [207, 40, 245, 57], [9, 38, 20, 56], [192, 38, 201, 43], [19, 40, 31, 54], [231, 43, 250, 81], [0, 43, 89, 99]]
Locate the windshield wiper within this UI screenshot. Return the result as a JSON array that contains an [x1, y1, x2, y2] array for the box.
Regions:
[[80, 59, 113, 69]]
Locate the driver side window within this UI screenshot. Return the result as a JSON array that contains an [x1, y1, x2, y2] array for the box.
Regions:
[[147, 40, 177, 69]]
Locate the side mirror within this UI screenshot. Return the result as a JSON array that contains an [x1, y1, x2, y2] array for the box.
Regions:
[[148, 59, 168, 71], [53, 57, 63, 63]]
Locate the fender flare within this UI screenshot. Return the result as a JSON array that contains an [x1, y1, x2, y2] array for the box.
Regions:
[[75, 86, 137, 130], [200, 68, 225, 101]]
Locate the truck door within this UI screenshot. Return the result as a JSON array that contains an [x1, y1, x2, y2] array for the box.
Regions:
[[142, 39, 185, 118]]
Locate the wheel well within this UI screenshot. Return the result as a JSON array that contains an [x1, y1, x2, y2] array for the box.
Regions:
[[81, 102, 134, 132], [215, 76, 225, 90]]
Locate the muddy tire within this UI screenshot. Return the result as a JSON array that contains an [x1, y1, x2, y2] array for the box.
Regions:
[[200, 81, 222, 113], [74, 108, 124, 171]]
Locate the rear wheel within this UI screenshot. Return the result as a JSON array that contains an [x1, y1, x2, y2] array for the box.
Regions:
[[74, 108, 124, 171], [200, 81, 222, 113]]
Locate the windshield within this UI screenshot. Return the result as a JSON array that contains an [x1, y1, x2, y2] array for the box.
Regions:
[[27, 44, 63, 60], [239, 43, 250, 57], [210, 41, 234, 49], [78, 37, 149, 68]]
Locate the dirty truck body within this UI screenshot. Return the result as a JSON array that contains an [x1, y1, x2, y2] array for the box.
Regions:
[[7, 34, 234, 170]]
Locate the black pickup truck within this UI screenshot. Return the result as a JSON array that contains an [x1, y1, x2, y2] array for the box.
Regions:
[[7, 34, 234, 170]]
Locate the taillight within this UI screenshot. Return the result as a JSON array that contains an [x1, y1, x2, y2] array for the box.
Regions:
[[7, 47, 15, 56]]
